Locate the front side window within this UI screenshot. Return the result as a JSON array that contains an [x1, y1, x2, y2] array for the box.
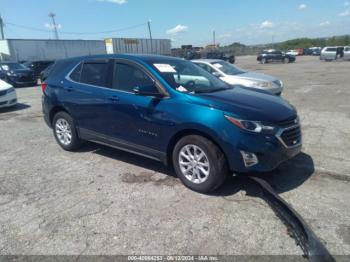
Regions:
[[211, 61, 245, 76], [113, 63, 154, 92], [80, 59, 109, 87], [147, 59, 229, 94], [326, 48, 337, 52]]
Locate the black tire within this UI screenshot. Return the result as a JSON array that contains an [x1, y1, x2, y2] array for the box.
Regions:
[[261, 58, 267, 64], [52, 111, 82, 151], [172, 135, 228, 193], [283, 57, 288, 63]]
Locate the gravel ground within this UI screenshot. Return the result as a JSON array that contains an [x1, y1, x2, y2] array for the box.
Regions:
[[0, 56, 349, 259]]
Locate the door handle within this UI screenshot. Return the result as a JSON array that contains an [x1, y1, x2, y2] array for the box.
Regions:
[[64, 86, 73, 92], [108, 95, 120, 102]]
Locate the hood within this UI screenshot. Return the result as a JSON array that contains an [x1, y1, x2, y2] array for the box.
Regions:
[[237, 72, 278, 82], [191, 86, 296, 123], [10, 69, 33, 74], [0, 79, 13, 91]]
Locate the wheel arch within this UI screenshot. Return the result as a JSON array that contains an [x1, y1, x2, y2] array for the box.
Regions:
[[166, 128, 228, 168], [49, 105, 71, 126]]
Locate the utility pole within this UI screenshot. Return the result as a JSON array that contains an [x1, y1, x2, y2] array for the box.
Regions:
[[48, 12, 59, 40], [0, 15, 5, 40], [147, 20, 153, 54], [147, 20, 153, 40]]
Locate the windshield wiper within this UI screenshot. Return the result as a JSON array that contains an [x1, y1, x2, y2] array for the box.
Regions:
[[195, 87, 233, 94]]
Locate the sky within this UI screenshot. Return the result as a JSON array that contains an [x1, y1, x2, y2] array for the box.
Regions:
[[0, 0, 349, 47]]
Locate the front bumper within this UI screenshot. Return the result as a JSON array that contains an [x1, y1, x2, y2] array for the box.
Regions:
[[0, 91, 17, 108], [224, 129, 302, 173]]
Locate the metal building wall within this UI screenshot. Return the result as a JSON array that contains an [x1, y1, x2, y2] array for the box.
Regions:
[[108, 38, 171, 55], [0, 39, 107, 61]]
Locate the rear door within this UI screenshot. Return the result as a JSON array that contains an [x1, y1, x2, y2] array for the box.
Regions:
[[65, 58, 114, 136]]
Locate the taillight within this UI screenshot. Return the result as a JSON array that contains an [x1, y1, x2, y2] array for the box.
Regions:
[[41, 82, 48, 93]]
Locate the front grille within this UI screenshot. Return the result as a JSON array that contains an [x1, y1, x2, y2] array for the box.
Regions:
[[276, 117, 298, 128], [280, 125, 302, 147], [18, 75, 34, 82], [0, 90, 7, 97]]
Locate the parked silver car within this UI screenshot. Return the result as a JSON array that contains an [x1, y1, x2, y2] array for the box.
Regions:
[[344, 46, 350, 60], [320, 47, 337, 61], [192, 59, 284, 95]]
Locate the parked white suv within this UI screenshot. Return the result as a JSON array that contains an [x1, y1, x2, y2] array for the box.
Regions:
[[0, 79, 17, 108], [193, 59, 284, 95], [320, 47, 337, 61]]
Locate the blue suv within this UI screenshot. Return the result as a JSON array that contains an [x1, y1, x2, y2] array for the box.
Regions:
[[42, 54, 302, 193]]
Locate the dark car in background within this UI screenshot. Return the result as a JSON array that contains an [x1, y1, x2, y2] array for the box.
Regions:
[[205, 52, 235, 64], [42, 54, 301, 193], [23, 60, 55, 79], [257, 50, 296, 64], [39, 63, 55, 83], [0, 62, 37, 87]]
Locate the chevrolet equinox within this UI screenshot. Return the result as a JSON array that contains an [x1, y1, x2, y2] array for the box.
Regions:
[[42, 54, 302, 193]]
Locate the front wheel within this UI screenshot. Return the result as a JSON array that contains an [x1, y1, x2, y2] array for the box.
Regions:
[[53, 111, 82, 151], [172, 135, 228, 193], [261, 58, 267, 64]]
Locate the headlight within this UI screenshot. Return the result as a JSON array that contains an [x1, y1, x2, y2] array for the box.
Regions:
[[6, 71, 17, 77], [248, 81, 273, 89], [6, 87, 15, 94], [225, 115, 276, 134]]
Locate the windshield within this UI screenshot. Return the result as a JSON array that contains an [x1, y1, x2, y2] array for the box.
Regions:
[[0, 63, 27, 71], [210, 61, 245, 76], [147, 59, 230, 94]]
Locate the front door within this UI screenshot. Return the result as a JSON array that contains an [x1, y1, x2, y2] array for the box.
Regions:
[[106, 60, 169, 153]]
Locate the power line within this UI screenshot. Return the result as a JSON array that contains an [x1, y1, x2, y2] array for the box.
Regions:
[[4, 21, 148, 36]]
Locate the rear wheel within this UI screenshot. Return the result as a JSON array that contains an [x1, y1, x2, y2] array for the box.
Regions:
[[283, 57, 289, 63], [53, 112, 82, 151], [261, 58, 267, 64], [172, 135, 228, 193]]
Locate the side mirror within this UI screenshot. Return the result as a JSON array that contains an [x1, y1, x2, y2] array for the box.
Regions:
[[133, 83, 164, 98], [212, 71, 221, 78]]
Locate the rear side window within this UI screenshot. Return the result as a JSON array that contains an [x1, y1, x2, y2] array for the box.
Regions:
[[80, 59, 110, 87], [113, 63, 154, 92], [325, 48, 337, 52], [69, 63, 83, 82]]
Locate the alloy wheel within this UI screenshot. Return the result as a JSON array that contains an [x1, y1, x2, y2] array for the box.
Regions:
[[178, 144, 210, 184], [55, 118, 72, 146]]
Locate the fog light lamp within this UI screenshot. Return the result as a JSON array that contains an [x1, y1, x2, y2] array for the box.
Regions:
[[240, 151, 259, 167]]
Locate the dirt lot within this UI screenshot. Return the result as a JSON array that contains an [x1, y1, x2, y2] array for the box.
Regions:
[[0, 56, 350, 259]]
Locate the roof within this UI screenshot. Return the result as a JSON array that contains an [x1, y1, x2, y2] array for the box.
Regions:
[[61, 53, 185, 63]]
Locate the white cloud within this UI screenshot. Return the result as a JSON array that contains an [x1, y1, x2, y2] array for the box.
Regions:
[[344, 1, 350, 7], [298, 4, 307, 10], [319, 21, 330, 26], [166, 24, 188, 35], [45, 23, 62, 29], [218, 33, 232, 39], [96, 0, 127, 5], [339, 9, 350, 16], [260, 21, 275, 29]]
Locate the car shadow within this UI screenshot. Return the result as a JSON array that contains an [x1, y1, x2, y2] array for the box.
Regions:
[[0, 103, 31, 113], [79, 142, 174, 176], [211, 152, 315, 197], [78, 142, 314, 196]]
